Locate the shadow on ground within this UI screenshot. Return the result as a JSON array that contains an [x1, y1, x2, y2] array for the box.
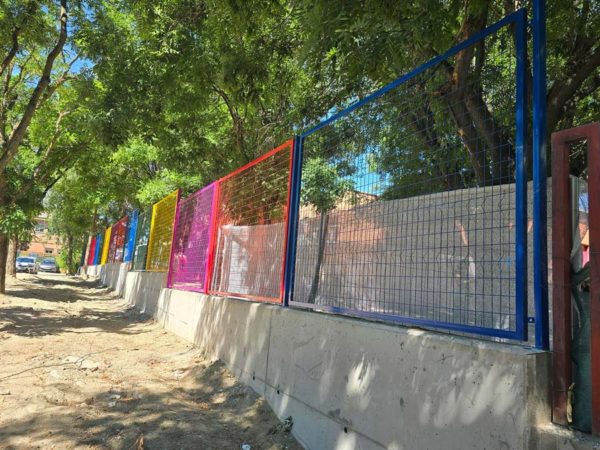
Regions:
[[0, 275, 300, 449], [0, 305, 151, 338], [0, 275, 148, 338], [0, 361, 297, 450], [6, 275, 113, 304]]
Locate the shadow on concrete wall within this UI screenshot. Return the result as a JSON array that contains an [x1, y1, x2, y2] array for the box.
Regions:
[[263, 309, 548, 449], [83, 264, 550, 449], [182, 294, 548, 449]]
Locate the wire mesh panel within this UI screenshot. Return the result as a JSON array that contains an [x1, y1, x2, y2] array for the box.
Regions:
[[131, 209, 152, 271], [93, 233, 103, 266], [146, 190, 180, 272], [87, 236, 97, 266], [289, 11, 528, 339], [108, 216, 128, 263], [168, 183, 217, 292], [209, 140, 294, 303], [100, 227, 112, 265], [123, 210, 139, 263]]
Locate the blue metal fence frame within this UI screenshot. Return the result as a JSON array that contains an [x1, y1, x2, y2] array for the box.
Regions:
[[284, 9, 530, 341], [123, 210, 139, 263], [532, 0, 550, 350], [283, 135, 303, 306], [93, 233, 103, 266]]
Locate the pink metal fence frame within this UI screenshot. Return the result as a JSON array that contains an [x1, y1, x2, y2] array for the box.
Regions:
[[167, 183, 218, 293]]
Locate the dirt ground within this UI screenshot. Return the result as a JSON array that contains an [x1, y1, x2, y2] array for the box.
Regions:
[[0, 274, 302, 450]]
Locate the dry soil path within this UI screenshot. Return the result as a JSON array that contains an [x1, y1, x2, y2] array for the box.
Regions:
[[0, 274, 301, 450]]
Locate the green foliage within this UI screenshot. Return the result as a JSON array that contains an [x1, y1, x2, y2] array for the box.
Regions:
[[301, 157, 353, 213], [0, 204, 34, 240], [1, 0, 596, 248], [57, 242, 84, 274], [47, 175, 95, 240]]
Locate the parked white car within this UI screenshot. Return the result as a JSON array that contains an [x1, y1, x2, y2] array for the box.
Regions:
[[16, 256, 38, 274]]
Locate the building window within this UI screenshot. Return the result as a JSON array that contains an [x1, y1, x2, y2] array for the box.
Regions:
[[35, 222, 48, 232], [44, 248, 54, 254]]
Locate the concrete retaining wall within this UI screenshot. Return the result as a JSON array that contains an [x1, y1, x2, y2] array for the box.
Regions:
[[85, 263, 553, 450]]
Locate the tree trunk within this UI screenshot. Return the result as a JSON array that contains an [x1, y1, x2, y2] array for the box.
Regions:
[[6, 236, 17, 277], [67, 234, 73, 275], [0, 181, 6, 294], [0, 233, 8, 295], [307, 212, 329, 304], [79, 240, 87, 271]]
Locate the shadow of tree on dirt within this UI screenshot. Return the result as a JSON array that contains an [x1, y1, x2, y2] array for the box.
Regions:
[[5, 276, 115, 304], [30, 275, 103, 289], [6, 287, 110, 303], [0, 276, 150, 337], [0, 276, 300, 449], [0, 306, 151, 338], [0, 360, 299, 450]]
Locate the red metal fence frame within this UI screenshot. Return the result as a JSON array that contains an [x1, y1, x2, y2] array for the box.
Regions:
[[108, 216, 128, 263], [551, 122, 600, 435], [87, 235, 97, 266], [207, 139, 294, 303]]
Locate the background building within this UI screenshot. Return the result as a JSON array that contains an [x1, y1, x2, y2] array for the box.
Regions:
[[20, 214, 62, 259]]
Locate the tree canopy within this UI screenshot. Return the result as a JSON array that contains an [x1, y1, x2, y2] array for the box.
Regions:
[[0, 0, 598, 289]]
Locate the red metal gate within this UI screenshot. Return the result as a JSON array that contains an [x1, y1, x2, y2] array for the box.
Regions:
[[552, 122, 600, 435]]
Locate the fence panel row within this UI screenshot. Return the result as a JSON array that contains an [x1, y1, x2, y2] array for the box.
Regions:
[[88, 10, 539, 342]]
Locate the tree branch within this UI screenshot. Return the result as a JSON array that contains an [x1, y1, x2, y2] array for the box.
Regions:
[[547, 44, 600, 133], [39, 52, 80, 106], [0, 0, 69, 174], [0, 53, 35, 146], [0, 27, 21, 80], [32, 108, 75, 180], [212, 83, 250, 163]]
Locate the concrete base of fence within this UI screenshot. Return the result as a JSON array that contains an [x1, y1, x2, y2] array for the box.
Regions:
[[86, 263, 557, 450], [535, 424, 600, 450]]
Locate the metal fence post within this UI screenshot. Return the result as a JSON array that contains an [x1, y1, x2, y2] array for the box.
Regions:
[[204, 181, 220, 295], [551, 122, 600, 433], [533, 0, 550, 350], [166, 189, 182, 288], [283, 135, 303, 305], [515, 8, 528, 341]]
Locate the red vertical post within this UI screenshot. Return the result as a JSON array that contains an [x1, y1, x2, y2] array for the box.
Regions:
[[551, 132, 572, 427], [587, 125, 600, 435], [551, 122, 600, 435]]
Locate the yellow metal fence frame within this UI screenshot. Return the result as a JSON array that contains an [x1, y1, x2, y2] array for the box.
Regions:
[[145, 190, 180, 272], [100, 226, 112, 265]]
